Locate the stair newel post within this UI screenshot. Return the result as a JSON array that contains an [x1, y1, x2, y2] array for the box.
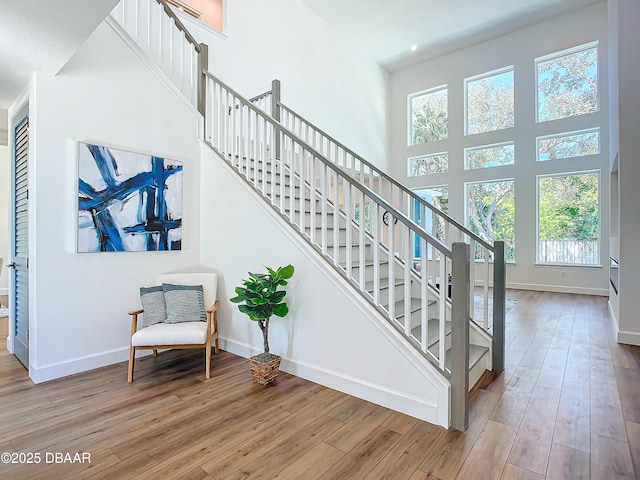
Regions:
[[271, 79, 281, 160], [451, 242, 470, 432], [492, 241, 506, 373], [197, 43, 209, 118]]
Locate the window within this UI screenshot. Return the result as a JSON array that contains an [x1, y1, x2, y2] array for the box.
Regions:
[[537, 43, 598, 122], [407, 153, 448, 177], [413, 187, 449, 259], [537, 128, 600, 161], [537, 171, 599, 265], [465, 142, 514, 170], [465, 67, 514, 135], [408, 86, 448, 145], [466, 180, 515, 261]]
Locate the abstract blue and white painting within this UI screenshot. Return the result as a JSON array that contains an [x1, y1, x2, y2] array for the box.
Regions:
[[77, 143, 183, 252]]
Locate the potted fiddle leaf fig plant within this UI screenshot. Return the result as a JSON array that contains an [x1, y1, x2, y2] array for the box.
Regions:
[[230, 264, 294, 385]]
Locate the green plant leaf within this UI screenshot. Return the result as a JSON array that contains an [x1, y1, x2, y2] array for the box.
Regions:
[[278, 264, 295, 280], [267, 291, 285, 302], [233, 266, 293, 336], [273, 303, 289, 317], [253, 305, 273, 319]]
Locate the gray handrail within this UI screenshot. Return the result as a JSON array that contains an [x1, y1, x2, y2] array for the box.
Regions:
[[204, 71, 453, 257], [156, 0, 203, 53], [248, 90, 272, 103], [278, 103, 494, 252]]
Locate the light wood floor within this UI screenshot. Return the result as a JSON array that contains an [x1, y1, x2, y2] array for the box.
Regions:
[[0, 290, 638, 479]]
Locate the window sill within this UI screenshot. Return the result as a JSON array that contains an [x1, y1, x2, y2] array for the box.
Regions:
[[535, 262, 602, 268]]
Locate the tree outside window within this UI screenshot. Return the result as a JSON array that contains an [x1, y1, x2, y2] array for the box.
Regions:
[[465, 68, 514, 135], [466, 180, 515, 261], [538, 172, 599, 265], [465, 142, 514, 170], [407, 153, 448, 177], [409, 86, 448, 145], [537, 128, 600, 161], [537, 44, 598, 122]]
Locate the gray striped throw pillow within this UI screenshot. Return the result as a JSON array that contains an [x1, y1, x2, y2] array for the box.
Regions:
[[162, 283, 207, 324], [139, 286, 167, 327]]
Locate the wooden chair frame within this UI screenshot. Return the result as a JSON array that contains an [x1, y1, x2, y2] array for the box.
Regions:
[[127, 300, 220, 382]]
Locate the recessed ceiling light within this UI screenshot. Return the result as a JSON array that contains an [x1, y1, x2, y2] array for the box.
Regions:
[[410, 44, 417, 52]]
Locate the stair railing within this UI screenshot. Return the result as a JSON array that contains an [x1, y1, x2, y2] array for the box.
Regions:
[[111, 0, 208, 115], [251, 80, 505, 373], [205, 72, 472, 427], [111, 0, 477, 427]]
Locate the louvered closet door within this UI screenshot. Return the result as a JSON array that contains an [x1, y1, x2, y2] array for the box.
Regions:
[[12, 115, 29, 368]]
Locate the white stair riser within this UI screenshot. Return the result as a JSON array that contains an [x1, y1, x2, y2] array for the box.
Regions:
[[347, 262, 400, 283], [367, 281, 411, 301], [326, 243, 374, 263]]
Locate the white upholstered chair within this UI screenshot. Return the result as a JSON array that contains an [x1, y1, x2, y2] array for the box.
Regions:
[[128, 273, 219, 382]]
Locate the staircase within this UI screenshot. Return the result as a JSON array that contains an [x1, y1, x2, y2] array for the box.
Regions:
[[109, 0, 506, 431], [238, 150, 491, 388]]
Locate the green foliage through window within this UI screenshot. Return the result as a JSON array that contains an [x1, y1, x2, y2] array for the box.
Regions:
[[408, 154, 448, 177], [409, 87, 448, 145], [466, 68, 514, 135], [537, 44, 598, 122], [466, 143, 514, 170], [466, 180, 515, 261], [538, 172, 599, 264], [537, 129, 600, 161], [354, 202, 373, 233]]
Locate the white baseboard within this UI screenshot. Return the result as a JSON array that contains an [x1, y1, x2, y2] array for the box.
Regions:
[[617, 330, 640, 346], [607, 301, 640, 346], [219, 337, 446, 428], [506, 282, 608, 296], [608, 300, 619, 334], [29, 347, 151, 384], [0, 288, 8, 296]]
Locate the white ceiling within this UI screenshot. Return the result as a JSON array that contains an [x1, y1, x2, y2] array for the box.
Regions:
[[0, 0, 119, 134], [299, 0, 602, 70], [0, 0, 602, 135]]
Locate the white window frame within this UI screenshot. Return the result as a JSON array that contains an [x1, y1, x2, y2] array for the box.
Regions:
[[535, 41, 600, 124], [407, 84, 448, 146], [536, 169, 601, 266], [464, 141, 515, 170], [464, 177, 516, 263], [464, 65, 514, 136], [407, 152, 448, 177], [536, 127, 600, 162], [411, 185, 449, 260]]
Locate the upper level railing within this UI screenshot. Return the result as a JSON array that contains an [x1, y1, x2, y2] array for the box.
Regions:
[[250, 81, 506, 373], [111, 0, 208, 114]]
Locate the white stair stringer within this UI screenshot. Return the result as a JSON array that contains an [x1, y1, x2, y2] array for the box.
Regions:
[[201, 142, 451, 427]]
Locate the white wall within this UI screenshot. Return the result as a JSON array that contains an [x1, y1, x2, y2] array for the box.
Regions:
[[27, 21, 202, 382], [200, 145, 450, 427], [176, 0, 389, 167], [389, 3, 609, 295], [0, 144, 8, 295], [608, 0, 640, 345]]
